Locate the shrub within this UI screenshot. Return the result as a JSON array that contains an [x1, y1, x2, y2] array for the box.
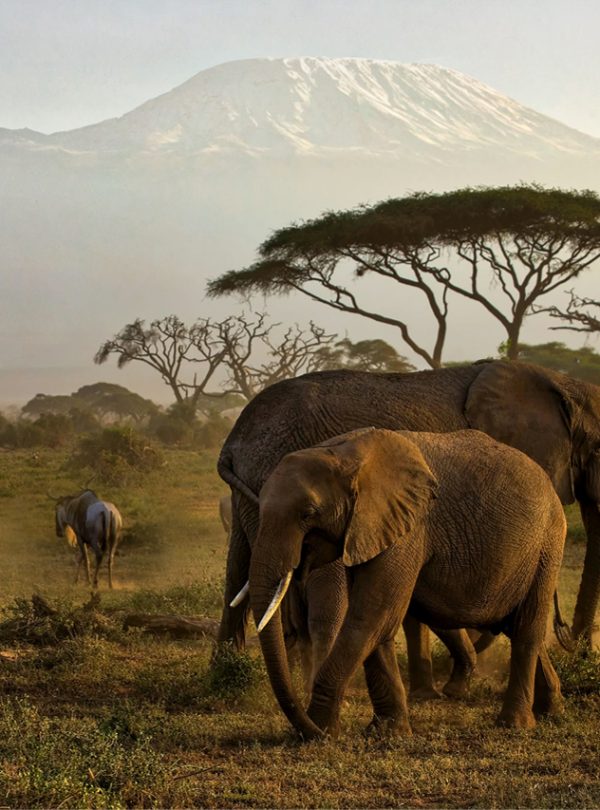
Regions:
[[205, 643, 264, 699], [67, 426, 164, 485], [552, 641, 600, 696]]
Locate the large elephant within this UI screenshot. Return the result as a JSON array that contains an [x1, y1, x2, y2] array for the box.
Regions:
[[218, 361, 600, 673], [251, 428, 566, 738]]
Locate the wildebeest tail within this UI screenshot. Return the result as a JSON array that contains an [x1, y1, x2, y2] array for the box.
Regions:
[[217, 446, 259, 505]]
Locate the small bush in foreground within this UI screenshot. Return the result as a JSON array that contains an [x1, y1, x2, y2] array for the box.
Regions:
[[552, 640, 600, 695], [206, 643, 264, 699]]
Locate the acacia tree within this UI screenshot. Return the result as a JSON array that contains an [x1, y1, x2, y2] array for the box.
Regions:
[[208, 186, 600, 366], [95, 313, 336, 407]]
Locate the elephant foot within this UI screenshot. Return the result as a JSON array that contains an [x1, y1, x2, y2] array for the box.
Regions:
[[495, 707, 536, 729], [442, 676, 471, 700], [307, 705, 340, 739], [410, 685, 444, 702], [533, 691, 564, 719], [365, 714, 412, 738]]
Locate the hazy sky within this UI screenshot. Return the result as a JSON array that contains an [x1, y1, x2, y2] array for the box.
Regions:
[[2, 0, 600, 136]]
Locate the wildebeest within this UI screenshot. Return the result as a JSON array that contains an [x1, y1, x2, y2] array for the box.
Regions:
[[52, 489, 123, 589]]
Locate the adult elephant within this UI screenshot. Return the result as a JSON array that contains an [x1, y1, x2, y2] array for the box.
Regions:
[[251, 428, 566, 737], [217, 360, 600, 664]]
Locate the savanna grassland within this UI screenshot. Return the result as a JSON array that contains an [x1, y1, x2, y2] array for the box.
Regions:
[[0, 447, 598, 808]]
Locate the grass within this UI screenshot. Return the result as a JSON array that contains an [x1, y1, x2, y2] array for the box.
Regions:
[[0, 448, 598, 807]]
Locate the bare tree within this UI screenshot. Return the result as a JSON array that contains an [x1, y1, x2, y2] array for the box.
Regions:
[[216, 314, 336, 400], [95, 313, 337, 406], [95, 316, 227, 410]]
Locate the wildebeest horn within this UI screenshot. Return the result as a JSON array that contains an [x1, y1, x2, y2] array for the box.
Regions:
[[83, 474, 96, 490], [230, 581, 250, 608], [257, 572, 293, 634], [47, 491, 61, 501]]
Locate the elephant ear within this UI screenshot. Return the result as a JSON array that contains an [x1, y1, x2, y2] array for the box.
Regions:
[[465, 362, 576, 504], [342, 430, 437, 567]]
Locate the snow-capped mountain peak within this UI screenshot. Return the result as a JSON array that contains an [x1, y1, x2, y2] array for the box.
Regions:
[[8, 57, 599, 158]]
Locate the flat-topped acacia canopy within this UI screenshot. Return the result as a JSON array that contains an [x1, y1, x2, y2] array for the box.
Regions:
[[208, 185, 600, 367]]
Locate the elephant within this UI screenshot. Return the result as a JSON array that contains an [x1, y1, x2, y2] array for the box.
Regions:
[[217, 360, 600, 695], [250, 428, 567, 739]]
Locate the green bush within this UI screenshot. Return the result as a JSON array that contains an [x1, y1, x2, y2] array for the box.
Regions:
[[67, 426, 164, 485], [552, 641, 600, 696], [205, 643, 264, 699]]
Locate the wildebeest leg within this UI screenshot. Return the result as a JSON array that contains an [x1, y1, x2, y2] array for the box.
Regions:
[[76, 543, 91, 585], [107, 548, 116, 589], [92, 552, 103, 590]]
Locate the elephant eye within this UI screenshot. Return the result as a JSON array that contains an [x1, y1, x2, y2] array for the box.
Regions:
[[300, 505, 319, 522]]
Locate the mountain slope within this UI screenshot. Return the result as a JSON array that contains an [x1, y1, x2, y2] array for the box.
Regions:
[[4, 58, 599, 158]]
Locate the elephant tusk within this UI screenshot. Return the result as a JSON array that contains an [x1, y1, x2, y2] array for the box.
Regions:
[[257, 571, 293, 634], [229, 581, 250, 608]]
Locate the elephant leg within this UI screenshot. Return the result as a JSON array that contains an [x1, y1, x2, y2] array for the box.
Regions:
[[472, 629, 496, 654], [364, 637, 411, 736], [403, 614, 442, 700], [434, 628, 477, 699], [532, 644, 563, 718], [306, 560, 349, 693], [496, 638, 538, 729], [308, 621, 378, 738], [572, 500, 600, 642], [216, 514, 253, 652], [308, 558, 418, 737], [497, 569, 557, 729]]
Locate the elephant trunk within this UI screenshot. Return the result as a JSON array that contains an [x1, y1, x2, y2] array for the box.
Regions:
[[572, 499, 600, 641], [249, 546, 323, 740]]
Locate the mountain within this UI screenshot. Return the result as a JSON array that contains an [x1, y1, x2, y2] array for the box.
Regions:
[[3, 58, 599, 159], [2, 57, 599, 401]]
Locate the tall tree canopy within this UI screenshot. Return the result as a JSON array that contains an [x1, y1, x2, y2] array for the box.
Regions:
[[208, 186, 600, 367]]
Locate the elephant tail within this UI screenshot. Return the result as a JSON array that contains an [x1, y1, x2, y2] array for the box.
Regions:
[[217, 447, 259, 505], [553, 591, 576, 652]]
